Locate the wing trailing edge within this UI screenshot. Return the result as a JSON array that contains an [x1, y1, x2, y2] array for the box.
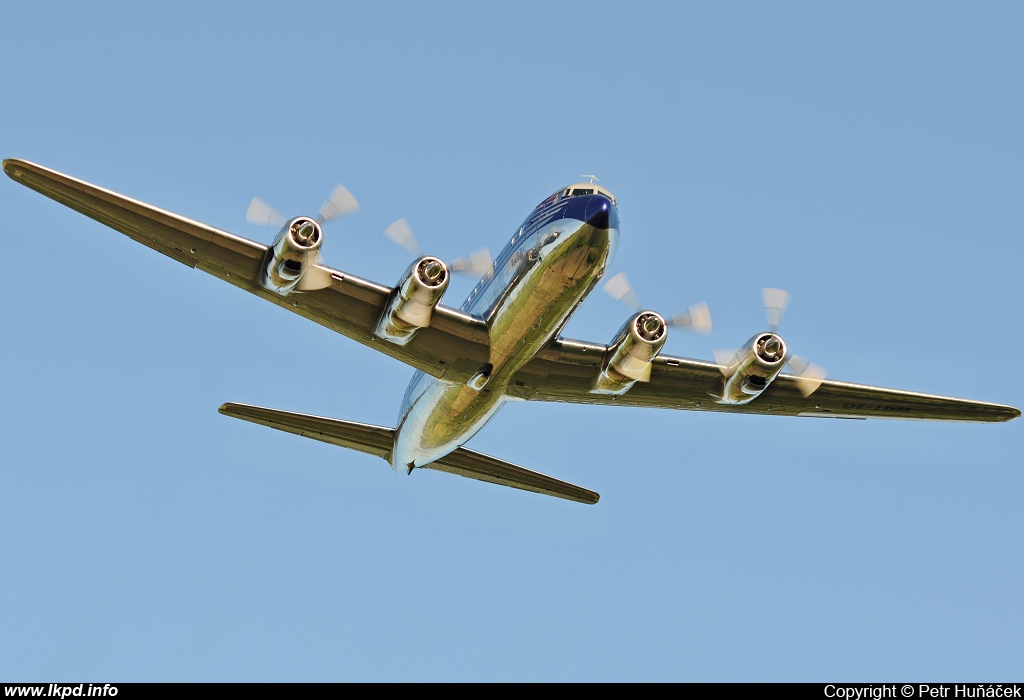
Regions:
[[218, 403, 599, 505]]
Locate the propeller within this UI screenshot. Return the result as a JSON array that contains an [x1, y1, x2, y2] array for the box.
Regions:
[[786, 353, 828, 398], [245, 184, 360, 228], [383, 217, 494, 277], [245, 197, 286, 228], [760, 287, 826, 397], [316, 184, 359, 224], [761, 287, 791, 333], [602, 272, 712, 334]]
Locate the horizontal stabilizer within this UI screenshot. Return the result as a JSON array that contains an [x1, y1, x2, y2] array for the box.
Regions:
[[219, 402, 393, 458], [425, 447, 599, 505], [219, 403, 599, 505]]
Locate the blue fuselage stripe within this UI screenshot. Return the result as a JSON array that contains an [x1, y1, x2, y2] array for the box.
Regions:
[[461, 194, 605, 314]]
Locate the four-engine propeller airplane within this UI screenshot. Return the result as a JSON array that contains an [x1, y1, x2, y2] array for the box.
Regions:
[[4, 159, 1018, 505]]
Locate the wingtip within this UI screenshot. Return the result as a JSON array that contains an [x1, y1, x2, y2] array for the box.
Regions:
[[986, 402, 1021, 422], [552, 488, 600, 505], [2, 158, 24, 180], [3, 159, 49, 182], [217, 402, 238, 415]]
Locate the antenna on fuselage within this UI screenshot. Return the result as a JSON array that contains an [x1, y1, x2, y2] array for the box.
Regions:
[[581, 174, 599, 184]]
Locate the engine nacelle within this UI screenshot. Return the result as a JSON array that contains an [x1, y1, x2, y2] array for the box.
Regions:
[[261, 217, 330, 294], [375, 256, 450, 345], [717, 332, 788, 404], [592, 311, 668, 395]]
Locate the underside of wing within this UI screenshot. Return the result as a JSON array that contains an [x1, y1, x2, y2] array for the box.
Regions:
[[3, 159, 490, 383], [219, 403, 599, 504], [507, 338, 1019, 423]]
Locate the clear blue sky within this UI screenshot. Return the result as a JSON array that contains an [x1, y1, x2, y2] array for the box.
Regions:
[[1, 2, 1021, 681]]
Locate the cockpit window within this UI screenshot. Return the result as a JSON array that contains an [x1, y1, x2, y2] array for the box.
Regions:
[[570, 188, 595, 196]]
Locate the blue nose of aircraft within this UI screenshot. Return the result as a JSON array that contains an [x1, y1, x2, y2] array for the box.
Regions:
[[585, 194, 617, 230]]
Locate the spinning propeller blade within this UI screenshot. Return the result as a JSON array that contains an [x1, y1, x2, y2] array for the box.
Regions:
[[383, 218, 492, 277], [762, 287, 791, 332], [604, 273, 711, 334], [245, 197, 286, 227], [602, 273, 642, 312], [451, 248, 494, 276], [384, 218, 423, 256], [713, 349, 739, 376], [247, 183, 358, 228], [317, 184, 360, 224], [786, 354, 827, 397], [668, 301, 712, 335]]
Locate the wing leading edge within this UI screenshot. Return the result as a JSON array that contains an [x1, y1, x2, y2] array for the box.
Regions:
[[506, 338, 1019, 423], [218, 403, 600, 504], [2, 158, 490, 383]]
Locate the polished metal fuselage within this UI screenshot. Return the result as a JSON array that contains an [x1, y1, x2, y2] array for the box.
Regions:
[[391, 193, 618, 470]]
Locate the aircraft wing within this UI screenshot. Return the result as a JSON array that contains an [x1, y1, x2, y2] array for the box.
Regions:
[[2, 159, 489, 382], [506, 337, 1020, 423]]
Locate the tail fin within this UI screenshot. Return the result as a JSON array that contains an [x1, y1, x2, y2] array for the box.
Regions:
[[219, 403, 599, 505]]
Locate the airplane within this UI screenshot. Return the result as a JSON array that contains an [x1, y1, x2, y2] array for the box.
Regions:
[[3, 159, 1018, 505]]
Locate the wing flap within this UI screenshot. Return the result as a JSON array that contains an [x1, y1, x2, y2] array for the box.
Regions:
[[509, 338, 1019, 423], [218, 403, 599, 504], [4, 159, 491, 382]]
